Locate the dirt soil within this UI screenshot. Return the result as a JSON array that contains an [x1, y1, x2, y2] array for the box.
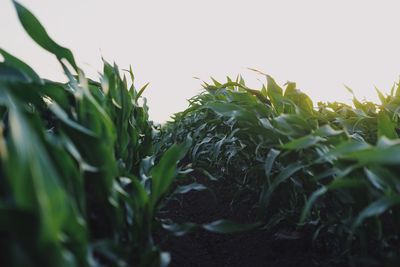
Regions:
[[156, 175, 342, 267]]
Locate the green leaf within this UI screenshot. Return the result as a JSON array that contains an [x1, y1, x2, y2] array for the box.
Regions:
[[202, 220, 261, 234], [173, 183, 207, 195], [264, 149, 280, 180], [48, 102, 96, 137], [150, 138, 191, 208], [5, 97, 70, 243], [259, 162, 303, 209], [314, 124, 343, 137], [0, 64, 29, 82], [266, 75, 283, 112], [352, 195, 400, 230], [342, 143, 400, 165], [136, 82, 149, 101], [205, 101, 257, 123], [377, 110, 397, 139], [375, 86, 387, 105], [162, 221, 198, 236], [12, 1, 78, 71], [0, 48, 41, 83], [327, 140, 371, 158], [300, 178, 365, 223], [282, 135, 325, 150], [299, 187, 327, 224], [364, 168, 386, 191]]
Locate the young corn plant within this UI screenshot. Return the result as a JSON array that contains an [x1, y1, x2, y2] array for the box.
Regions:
[[0, 2, 190, 266], [160, 73, 400, 265]]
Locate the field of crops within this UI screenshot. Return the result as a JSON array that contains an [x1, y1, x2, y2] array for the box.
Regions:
[[1, 2, 400, 267]]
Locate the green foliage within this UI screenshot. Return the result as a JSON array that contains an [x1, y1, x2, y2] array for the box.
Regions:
[[3, 1, 400, 266], [0, 2, 190, 266], [160, 74, 400, 264]]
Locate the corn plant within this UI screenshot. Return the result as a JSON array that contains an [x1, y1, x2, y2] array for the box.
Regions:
[[0, 2, 191, 266], [4, 0, 400, 266], [160, 73, 400, 265]]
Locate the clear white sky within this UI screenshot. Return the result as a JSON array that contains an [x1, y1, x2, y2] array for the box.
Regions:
[[1, 0, 400, 122]]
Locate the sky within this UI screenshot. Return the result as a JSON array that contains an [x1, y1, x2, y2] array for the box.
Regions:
[[1, 0, 400, 122]]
